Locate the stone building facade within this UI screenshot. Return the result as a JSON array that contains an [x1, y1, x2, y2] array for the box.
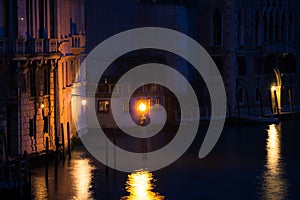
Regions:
[[86, 0, 300, 121], [186, 0, 300, 115], [0, 0, 85, 159]]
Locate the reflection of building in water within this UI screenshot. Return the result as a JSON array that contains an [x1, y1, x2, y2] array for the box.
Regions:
[[261, 124, 288, 200], [122, 170, 164, 200]]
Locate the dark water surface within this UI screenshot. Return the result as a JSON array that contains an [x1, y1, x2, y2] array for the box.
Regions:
[[30, 120, 300, 200]]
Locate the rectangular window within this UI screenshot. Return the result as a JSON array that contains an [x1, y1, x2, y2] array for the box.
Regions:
[[30, 69, 36, 97], [44, 68, 50, 95], [212, 9, 222, 46], [211, 56, 223, 76], [238, 57, 247, 76], [43, 116, 49, 133], [155, 97, 161, 109], [50, 0, 56, 38], [254, 58, 263, 75], [122, 99, 129, 112], [29, 117, 36, 137], [147, 98, 152, 109], [98, 100, 110, 113]]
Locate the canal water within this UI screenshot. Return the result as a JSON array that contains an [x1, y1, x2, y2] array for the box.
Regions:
[[30, 120, 300, 200]]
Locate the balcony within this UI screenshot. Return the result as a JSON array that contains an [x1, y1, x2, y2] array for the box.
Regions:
[[0, 37, 71, 55], [70, 34, 85, 54], [0, 38, 8, 54], [16, 38, 25, 54], [263, 42, 295, 54], [35, 39, 44, 53], [49, 39, 58, 52]]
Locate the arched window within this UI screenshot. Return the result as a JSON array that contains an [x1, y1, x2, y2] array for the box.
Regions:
[[269, 13, 274, 42], [264, 14, 269, 42], [282, 13, 286, 41], [255, 87, 261, 103], [238, 10, 244, 46], [282, 54, 296, 73], [255, 11, 261, 45], [212, 9, 222, 46], [238, 56, 247, 76], [288, 13, 293, 41], [275, 12, 280, 42]]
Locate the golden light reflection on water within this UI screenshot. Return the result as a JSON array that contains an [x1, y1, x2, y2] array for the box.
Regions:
[[70, 158, 95, 200], [31, 176, 48, 199], [122, 170, 164, 200], [31, 151, 95, 200], [261, 123, 288, 200]]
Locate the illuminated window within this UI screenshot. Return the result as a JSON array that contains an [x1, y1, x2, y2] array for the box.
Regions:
[[98, 100, 109, 113], [155, 97, 161, 109], [147, 98, 152, 109], [122, 99, 129, 112]]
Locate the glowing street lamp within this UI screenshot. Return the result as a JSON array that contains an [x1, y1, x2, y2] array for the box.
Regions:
[[271, 86, 276, 92], [138, 102, 147, 112], [138, 101, 148, 158], [138, 102, 147, 126], [271, 85, 281, 114], [81, 99, 87, 106]]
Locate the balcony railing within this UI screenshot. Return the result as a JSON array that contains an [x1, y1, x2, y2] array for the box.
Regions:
[[49, 39, 58, 52], [71, 34, 85, 48], [263, 42, 295, 54], [35, 39, 44, 53], [16, 38, 25, 54], [0, 38, 8, 54], [0, 36, 85, 55]]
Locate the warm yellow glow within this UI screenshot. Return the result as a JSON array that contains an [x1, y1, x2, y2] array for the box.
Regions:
[[261, 123, 288, 200], [266, 124, 280, 175], [41, 103, 45, 109], [271, 86, 276, 91], [271, 85, 282, 113], [31, 176, 47, 199], [122, 170, 164, 200], [71, 158, 95, 200], [81, 99, 87, 106], [138, 102, 147, 112]]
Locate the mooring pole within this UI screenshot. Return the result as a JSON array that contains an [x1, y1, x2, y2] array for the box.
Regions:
[[61, 123, 65, 160], [236, 95, 241, 118], [288, 88, 294, 118], [67, 122, 71, 160], [246, 92, 250, 117], [269, 91, 273, 115], [45, 137, 49, 182], [55, 135, 59, 180], [259, 90, 264, 116], [274, 90, 280, 119], [113, 129, 117, 172]]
